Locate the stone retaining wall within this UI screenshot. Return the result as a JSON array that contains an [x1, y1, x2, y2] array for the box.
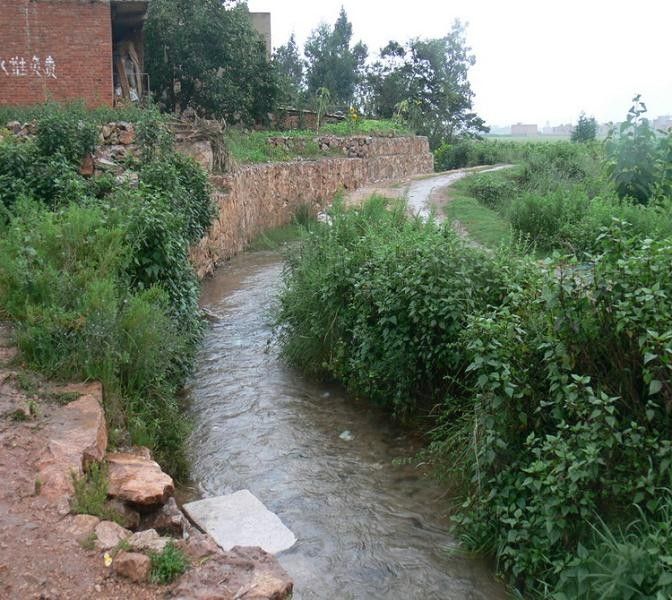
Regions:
[[190, 136, 433, 278]]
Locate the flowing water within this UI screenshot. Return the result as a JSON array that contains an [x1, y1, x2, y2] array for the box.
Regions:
[[187, 251, 507, 600]]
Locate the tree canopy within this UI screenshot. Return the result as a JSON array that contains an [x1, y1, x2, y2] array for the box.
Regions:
[[571, 112, 598, 143], [304, 8, 368, 106], [365, 21, 487, 147], [144, 0, 278, 123], [272, 34, 304, 105]]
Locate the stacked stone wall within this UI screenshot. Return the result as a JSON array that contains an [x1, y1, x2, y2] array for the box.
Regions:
[[190, 136, 433, 278]]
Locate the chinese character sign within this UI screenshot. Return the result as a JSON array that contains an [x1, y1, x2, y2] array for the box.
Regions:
[[0, 55, 57, 79]]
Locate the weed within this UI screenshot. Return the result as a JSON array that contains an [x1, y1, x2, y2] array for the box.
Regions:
[[80, 532, 97, 551], [150, 542, 189, 584], [70, 462, 122, 523]]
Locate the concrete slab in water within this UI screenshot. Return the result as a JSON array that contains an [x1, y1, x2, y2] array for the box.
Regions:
[[183, 490, 296, 554]]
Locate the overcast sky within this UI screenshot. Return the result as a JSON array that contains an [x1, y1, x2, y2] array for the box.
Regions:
[[246, 0, 671, 128]]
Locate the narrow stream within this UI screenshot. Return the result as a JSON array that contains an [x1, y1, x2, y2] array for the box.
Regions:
[[187, 251, 507, 599]]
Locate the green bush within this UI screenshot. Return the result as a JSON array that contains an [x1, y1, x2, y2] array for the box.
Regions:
[[277, 196, 534, 416], [434, 139, 512, 171], [451, 225, 672, 596], [34, 107, 97, 164], [464, 171, 518, 210], [0, 107, 212, 478]]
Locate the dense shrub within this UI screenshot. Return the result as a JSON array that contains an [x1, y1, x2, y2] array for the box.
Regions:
[[277, 196, 535, 416], [464, 171, 518, 210], [450, 225, 672, 595], [0, 106, 213, 477], [434, 139, 513, 171], [277, 194, 672, 597]]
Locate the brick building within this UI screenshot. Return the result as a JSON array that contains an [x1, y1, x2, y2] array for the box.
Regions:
[[0, 0, 149, 108]]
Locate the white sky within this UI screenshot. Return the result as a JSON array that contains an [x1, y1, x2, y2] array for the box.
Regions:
[[245, 0, 672, 127]]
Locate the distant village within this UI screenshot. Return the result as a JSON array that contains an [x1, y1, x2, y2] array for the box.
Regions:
[[489, 115, 672, 138]]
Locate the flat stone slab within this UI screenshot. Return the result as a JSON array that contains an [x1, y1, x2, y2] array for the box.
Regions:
[[183, 490, 296, 555]]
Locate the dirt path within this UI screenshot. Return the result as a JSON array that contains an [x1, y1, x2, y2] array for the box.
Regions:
[[345, 165, 511, 239], [0, 325, 162, 600]]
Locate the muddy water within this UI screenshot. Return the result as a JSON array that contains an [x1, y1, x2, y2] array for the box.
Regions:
[[187, 251, 507, 600]]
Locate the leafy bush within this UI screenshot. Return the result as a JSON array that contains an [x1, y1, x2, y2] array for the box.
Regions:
[[434, 139, 512, 171], [605, 95, 672, 205], [464, 171, 518, 210], [451, 225, 672, 596], [0, 107, 213, 478], [277, 196, 533, 416], [34, 107, 97, 164]]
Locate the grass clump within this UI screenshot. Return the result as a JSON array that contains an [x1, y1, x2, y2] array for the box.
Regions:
[[70, 462, 121, 522], [150, 542, 189, 584]]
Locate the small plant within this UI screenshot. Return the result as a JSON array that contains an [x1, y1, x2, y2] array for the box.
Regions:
[[70, 462, 121, 522], [80, 532, 97, 551], [150, 542, 189, 584]]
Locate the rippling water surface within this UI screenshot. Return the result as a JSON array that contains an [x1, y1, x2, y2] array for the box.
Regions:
[[187, 251, 507, 600]]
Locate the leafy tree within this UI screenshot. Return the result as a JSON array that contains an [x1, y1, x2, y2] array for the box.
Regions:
[[605, 96, 664, 204], [272, 34, 304, 105], [571, 112, 597, 143], [365, 21, 487, 148], [144, 0, 278, 123], [304, 8, 368, 106]]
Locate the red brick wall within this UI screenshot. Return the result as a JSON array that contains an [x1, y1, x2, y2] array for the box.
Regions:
[[0, 0, 113, 107]]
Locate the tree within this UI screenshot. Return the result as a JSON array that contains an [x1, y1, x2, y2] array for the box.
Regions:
[[304, 8, 368, 106], [273, 34, 304, 105], [605, 96, 671, 204], [365, 21, 487, 148], [144, 0, 278, 124], [571, 112, 597, 143]]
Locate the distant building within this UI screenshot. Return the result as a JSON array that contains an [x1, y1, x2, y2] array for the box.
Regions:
[[654, 115, 672, 132], [250, 12, 272, 59], [511, 123, 539, 137]]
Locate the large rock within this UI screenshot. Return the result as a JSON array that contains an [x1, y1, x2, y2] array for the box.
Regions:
[[171, 546, 293, 600], [60, 514, 100, 544], [141, 497, 189, 537], [113, 551, 151, 583], [183, 490, 296, 555], [94, 520, 132, 551], [107, 449, 174, 507], [36, 383, 107, 500]]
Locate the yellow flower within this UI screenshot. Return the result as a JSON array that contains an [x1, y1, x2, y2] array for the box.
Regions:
[[103, 552, 113, 567]]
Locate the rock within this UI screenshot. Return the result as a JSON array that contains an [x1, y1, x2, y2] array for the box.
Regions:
[[6, 121, 22, 134], [94, 157, 118, 172], [94, 520, 131, 551], [60, 514, 100, 543], [105, 498, 141, 530], [172, 546, 292, 600], [113, 552, 151, 583], [118, 129, 135, 145], [127, 529, 170, 553], [36, 383, 107, 500], [141, 497, 189, 537], [107, 450, 174, 506], [101, 125, 112, 139], [179, 531, 221, 562], [183, 491, 296, 555], [79, 154, 95, 177], [175, 140, 214, 172]]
